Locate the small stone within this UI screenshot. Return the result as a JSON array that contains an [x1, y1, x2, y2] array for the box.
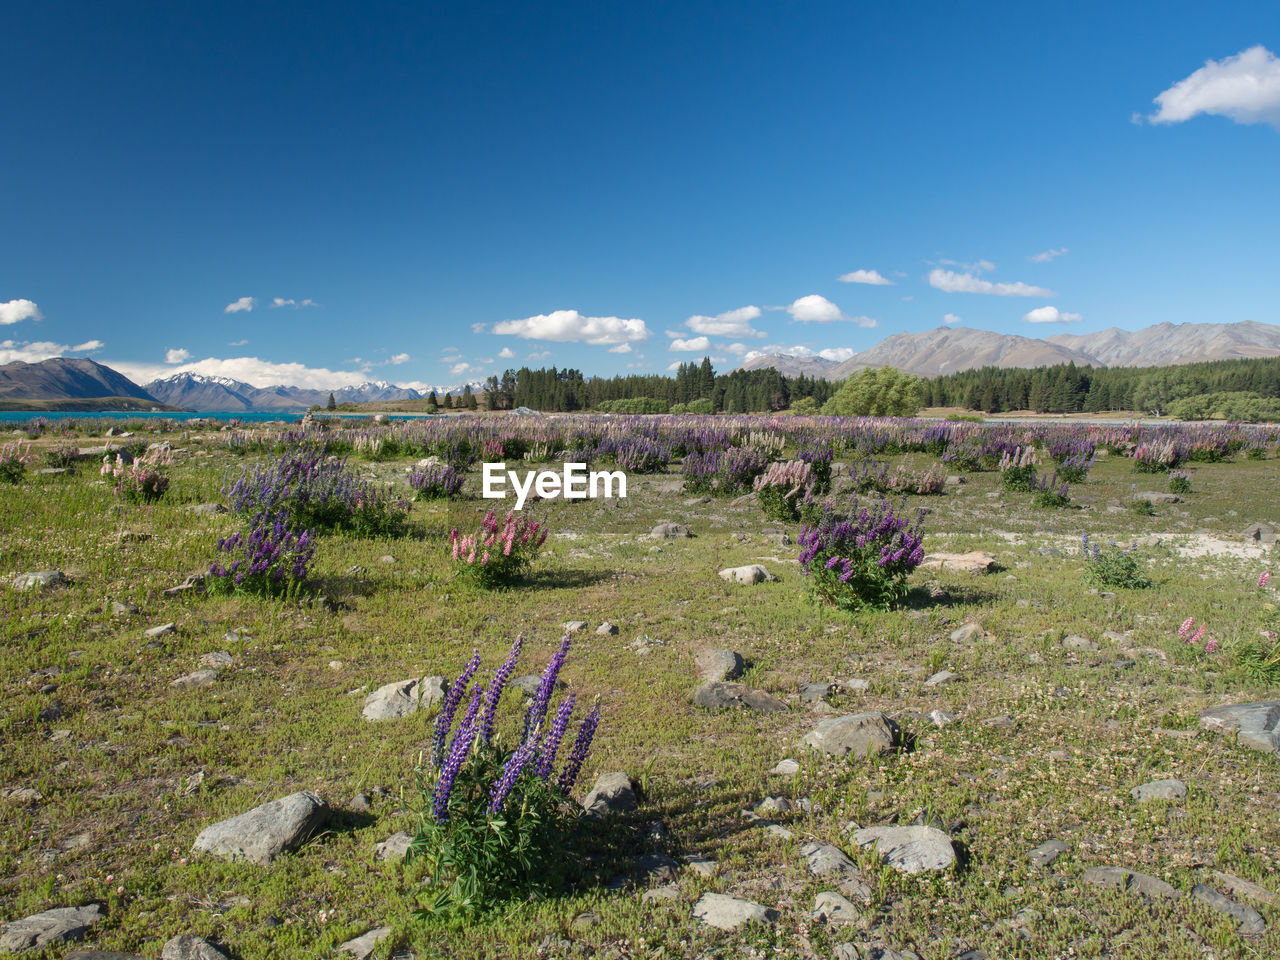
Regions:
[[1028, 839, 1069, 867], [800, 682, 832, 703], [1081, 866, 1179, 899], [2, 786, 44, 803], [13, 570, 68, 592], [853, 826, 956, 874], [692, 681, 787, 712], [184, 503, 227, 515], [582, 772, 636, 817], [717, 564, 775, 584], [338, 926, 391, 959], [595, 621, 619, 636], [170, 669, 219, 689], [378, 555, 397, 564], [800, 842, 859, 879], [1131, 779, 1187, 801], [374, 831, 413, 862], [564, 620, 589, 633], [695, 649, 744, 682], [755, 796, 792, 816], [510, 674, 567, 696], [1062, 636, 1097, 651], [1191, 885, 1266, 935], [198, 651, 233, 669], [765, 823, 794, 840], [692, 893, 778, 931], [0, 904, 104, 951], [161, 934, 231, 960], [349, 792, 372, 814], [770, 758, 800, 777], [684, 856, 718, 877], [803, 712, 899, 759], [642, 884, 680, 903], [634, 853, 680, 883], [111, 601, 139, 616], [920, 552, 997, 574], [928, 710, 956, 727], [650, 523, 692, 539], [949, 623, 985, 643], [192, 790, 329, 865], [145, 622, 177, 638], [362, 676, 448, 721], [924, 670, 960, 688], [812, 891, 858, 923]]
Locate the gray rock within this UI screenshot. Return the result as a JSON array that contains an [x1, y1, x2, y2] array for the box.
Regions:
[[800, 682, 832, 703], [1080, 866, 1179, 899], [171, 669, 219, 689], [769, 758, 800, 777], [1134, 491, 1180, 504], [642, 884, 680, 903], [595, 621, 619, 636], [684, 856, 718, 877], [192, 790, 328, 865], [691, 892, 778, 931], [923, 670, 960, 688], [1243, 522, 1277, 545], [1028, 839, 1069, 867], [1131, 778, 1187, 801], [853, 826, 956, 874], [755, 796, 792, 816], [1190, 884, 1266, 934], [635, 853, 680, 883], [64, 952, 142, 959], [650, 523, 692, 539], [812, 891, 858, 923], [582, 772, 636, 817], [695, 649, 744, 682], [183, 503, 227, 515], [0, 904, 104, 951], [800, 842, 858, 879], [1200, 702, 1280, 754], [374, 831, 413, 862], [949, 623, 984, 643], [361, 676, 447, 721], [338, 926, 391, 959], [692, 681, 787, 712], [765, 823, 795, 840], [1062, 635, 1097, 651], [717, 564, 776, 584], [144, 622, 177, 638], [110, 601, 139, 616], [14, 570, 67, 592], [198, 651, 233, 669], [563, 620, 589, 633], [803, 712, 899, 759], [161, 934, 231, 960], [928, 710, 956, 728], [510, 674, 566, 697]]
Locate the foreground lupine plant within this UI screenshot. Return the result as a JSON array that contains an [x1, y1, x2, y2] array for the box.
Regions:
[[102, 449, 171, 503], [0, 441, 33, 485], [448, 509, 548, 588], [412, 635, 601, 920], [208, 510, 316, 599], [409, 463, 464, 500], [753, 459, 813, 521], [1080, 533, 1151, 589], [798, 499, 926, 611]]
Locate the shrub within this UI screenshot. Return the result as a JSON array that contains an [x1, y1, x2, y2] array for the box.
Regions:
[[207, 511, 317, 599], [821, 366, 923, 417], [797, 500, 926, 611], [0, 442, 32, 484], [1235, 575, 1280, 683], [413, 636, 600, 920], [1129, 498, 1155, 517], [449, 510, 548, 588], [1169, 471, 1191, 495], [1133, 438, 1182, 473], [789, 396, 820, 416], [410, 463, 465, 500], [681, 446, 769, 496], [44, 442, 80, 470], [223, 449, 409, 536], [1031, 473, 1071, 508], [102, 451, 171, 503], [753, 460, 813, 522], [1081, 534, 1151, 589], [998, 446, 1038, 492]]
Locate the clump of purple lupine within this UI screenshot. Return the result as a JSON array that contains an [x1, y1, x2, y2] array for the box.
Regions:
[[1031, 472, 1071, 508], [682, 445, 769, 495], [797, 499, 926, 611], [208, 510, 316, 598], [847, 459, 947, 496], [409, 462, 464, 500]]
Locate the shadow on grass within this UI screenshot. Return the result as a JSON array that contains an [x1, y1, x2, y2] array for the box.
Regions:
[[521, 569, 617, 590], [902, 583, 996, 609]]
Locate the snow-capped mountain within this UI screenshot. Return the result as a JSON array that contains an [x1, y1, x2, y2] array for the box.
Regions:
[[143, 372, 484, 411]]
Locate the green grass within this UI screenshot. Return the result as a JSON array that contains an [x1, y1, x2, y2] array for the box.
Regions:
[[0, 427, 1277, 958]]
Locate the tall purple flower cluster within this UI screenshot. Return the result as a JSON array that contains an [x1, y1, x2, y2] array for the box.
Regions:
[[797, 499, 926, 611], [208, 510, 316, 597], [409, 463, 464, 500], [433, 648, 481, 766], [479, 636, 524, 746]]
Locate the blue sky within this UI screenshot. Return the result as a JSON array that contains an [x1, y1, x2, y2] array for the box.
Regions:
[[2, 1, 1278, 389]]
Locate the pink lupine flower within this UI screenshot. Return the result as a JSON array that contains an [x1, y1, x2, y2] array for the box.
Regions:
[[1260, 571, 1272, 589], [1190, 625, 1206, 645], [1178, 617, 1195, 639], [1206, 637, 1218, 654]]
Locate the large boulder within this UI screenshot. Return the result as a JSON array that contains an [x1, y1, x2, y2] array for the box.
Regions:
[[803, 713, 899, 759], [161, 935, 231, 960], [695, 649, 744, 682], [0, 904, 104, 951], [13, 570, 68, 592], [692, 893, 778, 931], [582, 772, 636, 817], [718, 565, 775, 584], [693, 681, 787, 713], [361, 676, 447, 721], [852, 826, 956, 874], [1199, 702, 1280, 755], [192, 790, 329, 865]]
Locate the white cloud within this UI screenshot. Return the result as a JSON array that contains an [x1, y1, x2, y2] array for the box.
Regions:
[[665, 360, 682, 372], [165, 348, 191, 364], [493, 309, 650, 345], [1029, 247, 1068, 263], [837, 269, 894, 286], [937, 258, 996, 274], [1023, 305, 1083, 324], [943, 313, 963, 325], [527, 350, 552, 361], [388, 353, 410, 365], [270, 297, 318, 309], [228, 339, 248, 346], [785, 294, 878, 328], [684, 305, 764, 338], [1147, 45, 1280, 130], [929, 269, 1055, 297], [0, 338, 103, 364], [608, 343, 633, 354], [818, 347, 856, 362], [497, 347, 515, 359], [0, 299, 42, 325], [450, 361, 476, 376], [470, 322, 488, 334], [224, 297, 255, 314], [724, 342, 749, 356], [669, 336, 711, 352]]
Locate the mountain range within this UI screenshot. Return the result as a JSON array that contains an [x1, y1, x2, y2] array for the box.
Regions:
[[141, 373, 431, 412], [742, 320, 1280, 380]]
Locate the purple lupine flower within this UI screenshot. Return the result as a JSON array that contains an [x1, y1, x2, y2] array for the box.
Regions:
[[557, 703, 601, 795], [458, 682, 483, 733], [535, 694, 575, 780], [478, 635, 523, 745], [432, 721, 476, 822], [525, 634, 570, 740], [433, 648, 481, 766], [488, 735, 539, 814]]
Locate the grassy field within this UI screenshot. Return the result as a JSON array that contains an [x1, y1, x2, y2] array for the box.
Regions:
[[1, 419, 1278, 959]]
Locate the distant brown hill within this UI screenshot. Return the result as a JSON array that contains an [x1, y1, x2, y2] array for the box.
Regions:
[[0, 357, 159, 402]]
